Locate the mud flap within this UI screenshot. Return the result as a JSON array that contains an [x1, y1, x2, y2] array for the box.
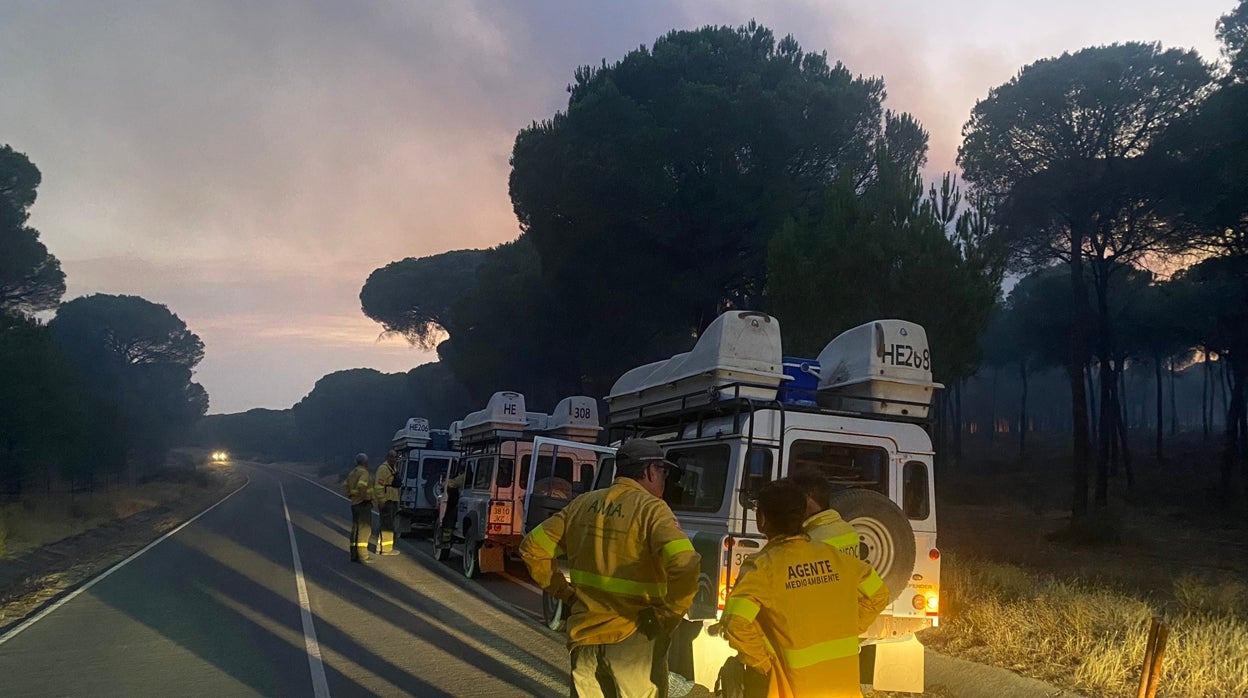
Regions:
[[860, 635, 924, 693], [478, 541, 507, 574]]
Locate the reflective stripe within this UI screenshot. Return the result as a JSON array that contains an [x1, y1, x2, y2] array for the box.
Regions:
[[660, 538, 695, 565], [569, 569, 666, 597], [723, 597, 760, 622], [529, 525, 564, 558], [859, 570, 884, 597], [781, 636, 860, 669], [822, 532, 859, 551], [353, 542, 369, 547]]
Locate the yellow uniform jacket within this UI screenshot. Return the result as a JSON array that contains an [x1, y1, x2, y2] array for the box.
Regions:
[[723, 534, 890, 698], [520, 477, 701, 648], [803, 509, 860, 558], [344, 465, 373, 505], [374, 462, 400, 503]]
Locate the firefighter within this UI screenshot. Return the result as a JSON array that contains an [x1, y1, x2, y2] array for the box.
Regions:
[[722, 479, 890, 698], [373, 450, 401, 556], [343, 453, 374, 563], [520, 438, 701, 698], [787, 472, 861, 559]]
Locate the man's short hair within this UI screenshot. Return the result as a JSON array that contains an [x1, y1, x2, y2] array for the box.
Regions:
[[756, 480, 807, 537], [355, 453, 369, 465], [788, 470, 833, 511]]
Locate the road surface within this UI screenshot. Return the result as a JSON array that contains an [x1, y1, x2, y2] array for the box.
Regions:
[[0, 462, 1083, 698], [0, 463, 568, 697]]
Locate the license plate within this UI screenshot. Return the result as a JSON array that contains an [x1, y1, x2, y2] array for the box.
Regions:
[[489, 502, 513, 524]]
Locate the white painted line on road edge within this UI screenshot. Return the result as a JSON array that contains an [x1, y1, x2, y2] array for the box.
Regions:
[[0, 477, 252, 647], [499, 571, 543, 596], [279, 482, 331, 698]]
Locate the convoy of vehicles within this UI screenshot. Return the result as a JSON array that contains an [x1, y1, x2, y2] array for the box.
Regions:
[[431, 392, 606, 578], [395, 310, 941, 693]]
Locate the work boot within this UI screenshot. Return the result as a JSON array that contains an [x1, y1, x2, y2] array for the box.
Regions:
[[353, 556, 374, 564], [380, 549, 400, 556]]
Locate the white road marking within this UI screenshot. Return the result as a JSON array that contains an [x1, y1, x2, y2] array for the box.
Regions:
[[279, 482, 331, 698], [0, 477, 251, 647], [499, 572, 543, 596]]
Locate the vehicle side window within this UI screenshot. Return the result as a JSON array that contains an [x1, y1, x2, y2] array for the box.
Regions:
[[593, 457, 616, 490], [473, 457, 494, 490], [739, 447, 774, 509], [497, 458, 514, 488], [520, 455, 531, 490], [788, 441, 889, 496], [903, 461, 930, 519], [577, 463, 594, 493], [665, 444, 731, 513], [421, 457, 449, 484]]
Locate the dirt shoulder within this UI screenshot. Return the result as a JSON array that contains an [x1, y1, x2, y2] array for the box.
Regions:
[[0, 466, 245, 635]]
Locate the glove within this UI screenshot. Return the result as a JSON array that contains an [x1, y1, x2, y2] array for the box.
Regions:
[[637, 607, 681, 640], [638, 607, 662, 640]]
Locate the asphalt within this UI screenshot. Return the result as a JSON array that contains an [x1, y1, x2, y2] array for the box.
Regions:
[[0, 462, 1087, 698], [0, 464, 568, 697]]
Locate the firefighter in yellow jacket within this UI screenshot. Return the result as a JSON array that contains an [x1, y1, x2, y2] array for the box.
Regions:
[[373, 450, 401, 556], [520, 438, 701, 698], [788, 472, 860, 558], [343, 453, 374, 563], [722, 479, 890, 698]]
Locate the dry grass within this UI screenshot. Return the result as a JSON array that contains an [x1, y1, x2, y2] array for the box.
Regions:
[[926, 556, 1248, 698], [0, 478, 202, 559]]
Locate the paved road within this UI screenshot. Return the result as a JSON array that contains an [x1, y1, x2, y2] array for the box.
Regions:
[[0, 462, 1085, 698], [0, 464, 569, 697]]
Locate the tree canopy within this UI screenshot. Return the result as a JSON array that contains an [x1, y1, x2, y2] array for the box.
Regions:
[[359, 248, 488, 349], [508, 22, 923, 391], [49, 294, 208, 472], [0, 145, 65, 316]]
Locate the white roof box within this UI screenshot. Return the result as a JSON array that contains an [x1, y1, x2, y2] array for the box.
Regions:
[[607, 311, 785, 420], [545, 396, 603, 443], [447, 420, 463, 447], [816, 320, 943, 418], [461, 391, 530, 441], [392, 417, 432, 450]]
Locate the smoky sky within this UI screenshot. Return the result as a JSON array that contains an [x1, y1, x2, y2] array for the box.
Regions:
[[0, 0, 1228, 413]]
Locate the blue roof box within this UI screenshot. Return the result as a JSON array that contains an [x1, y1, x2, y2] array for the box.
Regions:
[[779, 357, 820, 407]]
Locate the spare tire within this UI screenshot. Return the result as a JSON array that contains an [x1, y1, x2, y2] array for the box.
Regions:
[[827, 488, 914, 602]]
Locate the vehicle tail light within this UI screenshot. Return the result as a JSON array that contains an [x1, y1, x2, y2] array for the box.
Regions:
[[929, 548, 940, 560]]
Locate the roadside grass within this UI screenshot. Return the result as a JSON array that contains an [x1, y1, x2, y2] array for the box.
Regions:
[[926, 556, 1248, 698], [0, 472, 212, 559]]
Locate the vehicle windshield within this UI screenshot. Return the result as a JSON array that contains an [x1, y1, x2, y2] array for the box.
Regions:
[[663, 443, 731, 513]]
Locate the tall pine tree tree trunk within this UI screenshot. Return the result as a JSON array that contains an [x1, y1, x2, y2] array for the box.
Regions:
[[1204, 350, 1211, 442], [1019, 360, 1030, 461], [1155, 352, 1165, 463], [1068, 238, 1093, 520]]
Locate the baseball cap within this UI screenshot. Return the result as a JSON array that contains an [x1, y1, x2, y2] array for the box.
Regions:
[[617, 438, 681, 475]]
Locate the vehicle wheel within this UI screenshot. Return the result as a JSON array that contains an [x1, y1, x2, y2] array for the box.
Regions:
[[541, 591, 566, 631], [432, 522, 449, 561], [828, 489, 915, 602], [461, 528, 480, 579]]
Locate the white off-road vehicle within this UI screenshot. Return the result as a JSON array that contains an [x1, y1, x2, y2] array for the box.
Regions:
[[390, 417, 460, 536], [603, 310, 941, 693], [434, 392, 606, 578]]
